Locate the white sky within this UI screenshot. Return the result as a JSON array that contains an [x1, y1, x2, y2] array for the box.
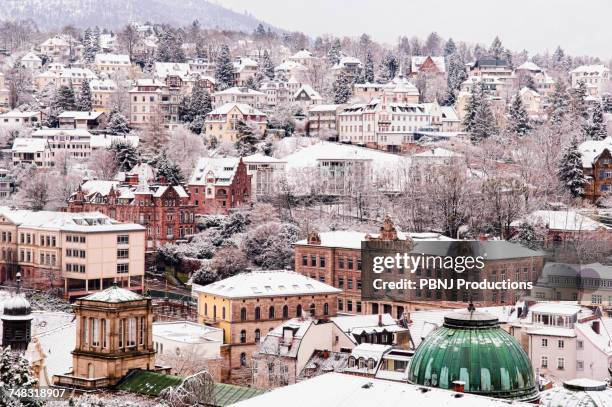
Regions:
[[214, 0, 611, 59]]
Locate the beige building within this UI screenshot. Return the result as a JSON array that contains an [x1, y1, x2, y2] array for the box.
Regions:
[[233, 57, 259, 86], [90, 79, 117, 113], [94, 53, 132, 77], [128, 79, 180, 129], [212, 87, 267, 110], [307, 104, 343, 138], [0, 208, 145, 299], [204, 103, 267, 143], [519, 87, 544, 120], [570, 65, 610, 98]]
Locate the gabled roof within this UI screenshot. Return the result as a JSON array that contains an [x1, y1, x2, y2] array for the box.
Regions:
[[411, 56, 446, 73], [21, 52, 42, 62], [11, 138, 48, 153], [213, 86, 265, 97], [578, 136, 612, 168], [516, 61, 543, 72], [294, 84, 323, 101], [189, 156, 241, 186], [571, 64, 610, 74], [207, 103, 266, 117]]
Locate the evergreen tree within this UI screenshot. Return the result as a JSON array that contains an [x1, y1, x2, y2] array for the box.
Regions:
[[327, 39, 341, 66], [379, 53, 399, 82], [548, 81, 570, 126], [363, 51, 375, 83], [443, 38, 457, 57], [424, 32, 442, 55], [558, 137, 587, 198], [76, 79, 92, 111], [332, 70, 353, 104], [107, 108, 131, 135], [111, 140, 139, 172], [462, 81, 481, 132], [586, 102, 608, 140], [54, 85, 76, 111], [510, 221, 544, 250], [443, 54, 467, 105], [234, 120, 259, 156], [82, 28, 94, 62], [156, 29, 186, 63], [254, 23, 267, 41], [260, 50, 275, 79], [179, 82, 212, 134], [464, 82, 496, 142], [214, 44, 234, 90], [569, 80, 589, 122], [489, 36, 504, 59], [153, 151, 184, 185], [507, 93, 532, 136], [0, 347, 41, 407], [521, 75, 537, 91], [603, 93, 612, 113], [552, 46, 570, 71]]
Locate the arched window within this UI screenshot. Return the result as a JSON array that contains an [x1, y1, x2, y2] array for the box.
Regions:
[[255, 329, 261, 343], [240, 352, 247, 367], [213, 305, 217, 320], [240, 330, 246, 344], [358, 357, 366, 369], [323, 303, 329, 316], [269, 306, 275, 319], [255, 307, 261, 320], [309, 303, 315, 316], [296, 304, 302, 317], [282, 305, 289, 319], [222, 307, 226, 320], [367, 358, 376, 370], [240, 307, 247, 321], [348, 356, 356, 368], [204, 303, 208, 316]]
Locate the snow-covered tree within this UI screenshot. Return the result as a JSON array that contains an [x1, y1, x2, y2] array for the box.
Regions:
[[443, 53, 467, 105], [211, 246, 247, 279], [464, 82, 496, 142], [548, 81, 570, 126], [54, 86, 77, 112], [88, 149, 118, 180], [586, 102, 607, 140], [489, 36, 504, 59], [327, 38, 341, 66], [552, 46, 571, 72], [507, 93, 532, 136], [179, 82, 212, 133], [569, 80, 589, 122], [260, 50, 275, 79], [558, 137, 587, 198], [156, 28, 186, 63], [192, 265, 217, 286], [423, 32, 442, 55], [76, 78, 92, 111], [332, 70, 353, 104], [164, 127, 205, 177], [151, 151, 184, 185], [363, 50, 375, 83], [17, 167, 53, 211], [214, 44, 234, 90], [243, 221, 300, 269], [0, 347, 41, 407], [110, 140, 139, 172], [107, 107, 131, 135], [510, 221, 545, 250], [234, 120, 260, 157], [378, 53, 399, 82], [602, 93, 612, 113], [443, 38, 457, 57]]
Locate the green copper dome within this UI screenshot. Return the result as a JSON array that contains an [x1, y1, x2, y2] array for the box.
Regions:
[[407, 307, 539, 402]]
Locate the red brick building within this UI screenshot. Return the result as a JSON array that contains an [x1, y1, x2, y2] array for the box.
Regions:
[[187, 157, 252, 215], [580, 137, 612, 203], [68, 179, 196, 252]]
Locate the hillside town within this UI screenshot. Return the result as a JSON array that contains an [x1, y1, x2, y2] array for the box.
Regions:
[[0, 2, 610, 406]]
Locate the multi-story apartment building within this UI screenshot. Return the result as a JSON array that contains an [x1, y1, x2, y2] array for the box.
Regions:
[[306, 104, 343, 138], [128, 79, 180, 129], [570, 65, 610, 98], [337, 100, 433, 151], [233, 57, 258, 86], [353, 75, 420, 104], [94, 53, 132, 77], [580, 137, 612, 202], [0, 73, 10, 107], [11, 129, 138, 167], [187, 157, 252, 215], [68, 178, 196, 251], [211, 87, 267, 109], [243, 154, 287, 200], [470, 57, 514, 79], [0, 208, 145, 299], [515, 61, 556, 97], [192, 270, 340, 376], [204, 103, 267, 143], [58, 111, 107, 130], [259, 78, 301, 107], [90, 79, 117, 113]]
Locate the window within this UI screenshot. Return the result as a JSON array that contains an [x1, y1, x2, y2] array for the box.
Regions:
[[255, 307, 261, 320], [557, 357, 564, 370], [240, 308, 247, 321], [82, 317, 89, 345], [347, 300, 353, 312], [302, 255, 307, 266], [577, 340, 584, 350], [541, 356, 548, 368], [283, 305, 289, 319], [348, 258, 353, 269], [541, 338, 547, 347], [118, 319, 124, 348], [102, 319, 107, 348], [338, 299, 344, 311], [338, 257, 345, 269], [139, 317, 145, 345], [117, 235, 129, 244], [338, 277, 344, 288], [268, 306, 275, 319], [255, 329, 261, 343], [577, 360, 584, 370], [356, 301, 362, 313], [558, 340, 564, 349], [320, 256, 326, 267], [296, 304, 302, 317], [117, 249, 129, 259], [240, 330, 246, 344], [117, 263, 129, 274], [323, 303, 329, 315], [127, 318, 136, 347], [310, 255, 317, 267]]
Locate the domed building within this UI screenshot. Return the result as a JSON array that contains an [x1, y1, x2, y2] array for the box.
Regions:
[[540, 379, 612, 406], [1, 292, 33, 352], [407, 304, 539, 402]]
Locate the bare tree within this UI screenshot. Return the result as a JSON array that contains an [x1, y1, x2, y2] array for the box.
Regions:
[[160, 370, 215, 407], [117, 24, 139, 61], [88, 149, 119, 180]]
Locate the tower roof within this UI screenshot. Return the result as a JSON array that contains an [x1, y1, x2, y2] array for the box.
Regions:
[[408, 305, 538, 402], [2, 294, 32, 320], [81, 285, 144, 303]]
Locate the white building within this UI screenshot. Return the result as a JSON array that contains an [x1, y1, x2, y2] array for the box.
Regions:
[[570, 65, 610, 98], [243, 154, 287, 199], [21, 52, 43, 70], [153, 321, 223, 360], [0, 110, 42, 127], [94, 53, 131, 77], [212, 87, 267, 109]]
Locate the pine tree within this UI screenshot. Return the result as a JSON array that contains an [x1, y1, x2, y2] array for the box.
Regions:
[[0, 347, 41, 407], [379, 53, 399, 82], [548, 81, 570, 126], [558, 138, 587, 198], [332, 70, 353, 104], [107, 107, 131, 135], [156, 28, 186, 63], [507, 93, 532, 136], [54, 85, 77, 111], [260, 50, 275, 79], [443, 54, 467, 105], [586, 102, 608, 140], [363, 51, 375, 83], [234, 120, 259, 156], [603, 93, 612, 113], [444, 38, 457, 57], [552, 46, 570, 71], [179, 82, 212, 133], [569, 80, 589, 122], [521, 75, 537, 91], [153, 151, 185, 185], [76, 79, 92, 111], [462, 82, 481, 132], [489, 36, 504, 59], [82, 28, 94, 62], [111, 140, 139, 172], [510, 221, 543, 250], [215, 44, 234, 90], [327, 39, 341, 66], [464, 81, 496, 142]]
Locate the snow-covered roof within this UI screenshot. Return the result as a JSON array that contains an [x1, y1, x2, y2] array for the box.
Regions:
[[59, 67, 97, 80], [411, 56, 446, 73], [519, 87, 540, 97], [243, 153, 286, 164], [82, 285, 144, 302], [94, 53, 130, 65], [440, 105, 460, 122], [412, 147, 462, 158], [0, 207, 144, 233], [275, 60, 306, 72], [579, 136, 612, 168], [331, 314, 404, 337], [58, 111, 104, 120], [525, 326, 576, 338], [229, 372, 532, 407], [332, 56, 362, 70], [233, 57, 258, 71], [511, 210, 610, 232], [40, 36, 70, 47], [90, 134, 139, 149], [153, 321, 223, 344], [516, 61, 543, 72], [290, 50, 315, 60], [154, 62, 190, 79], [89, 78, 117, 91], [529, 302, 587, 316], [571, 64, 610, 74], [189, 156, 241, 186], [21, 52, 42, 63], [294, 84, 323, 101], [293, 230, 451, 250], [213, 86, 266, 97], [192, 270, 341, 299], [207, 102, 266, 117], [11, 138, 47, 153], [308, 104, 342, 113], [0, 110, 41, 119]]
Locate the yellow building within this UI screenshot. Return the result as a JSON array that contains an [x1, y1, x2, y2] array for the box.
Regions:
[[0, 208, 146, 299], [204, 103, 267, 143]]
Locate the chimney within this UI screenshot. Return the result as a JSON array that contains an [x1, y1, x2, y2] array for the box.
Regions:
[[452, 381, 465, 393], [593, 320, 600, 334], [378, 314, 383, 327]]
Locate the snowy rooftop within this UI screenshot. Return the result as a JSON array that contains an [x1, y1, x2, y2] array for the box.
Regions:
[[207, 102, 266, 116], [189, 156, 241, 186], [511, 210, 610, 232], [153, 321, 223, 344], [0, 110, 41, 119], [308, 104, 343, 113], [228, 372, 532, 407], [81, 285, 144, 303], [58, 111, 104, 120], [11, 137, 47, 153], [412, 147, 462, 158], [94, 53, 130, 65], [192, 270, 341, 298], [213, 86, 266, 97], [331, 314, 407, 339], [411, 56, 446, 73], [571, 64, 610, 74], [275, 60, 306, 72], [21, 52, 42, 62], [293, 230, 452, 250], [294, 84, 323, 100], [243, 153, 287, 164], [516, 61, 543, 72], [154, 62, 191, 79], [579, 136, 612, 168]]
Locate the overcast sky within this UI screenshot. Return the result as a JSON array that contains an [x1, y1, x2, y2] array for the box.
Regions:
[[214, 0, 611, 59]]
